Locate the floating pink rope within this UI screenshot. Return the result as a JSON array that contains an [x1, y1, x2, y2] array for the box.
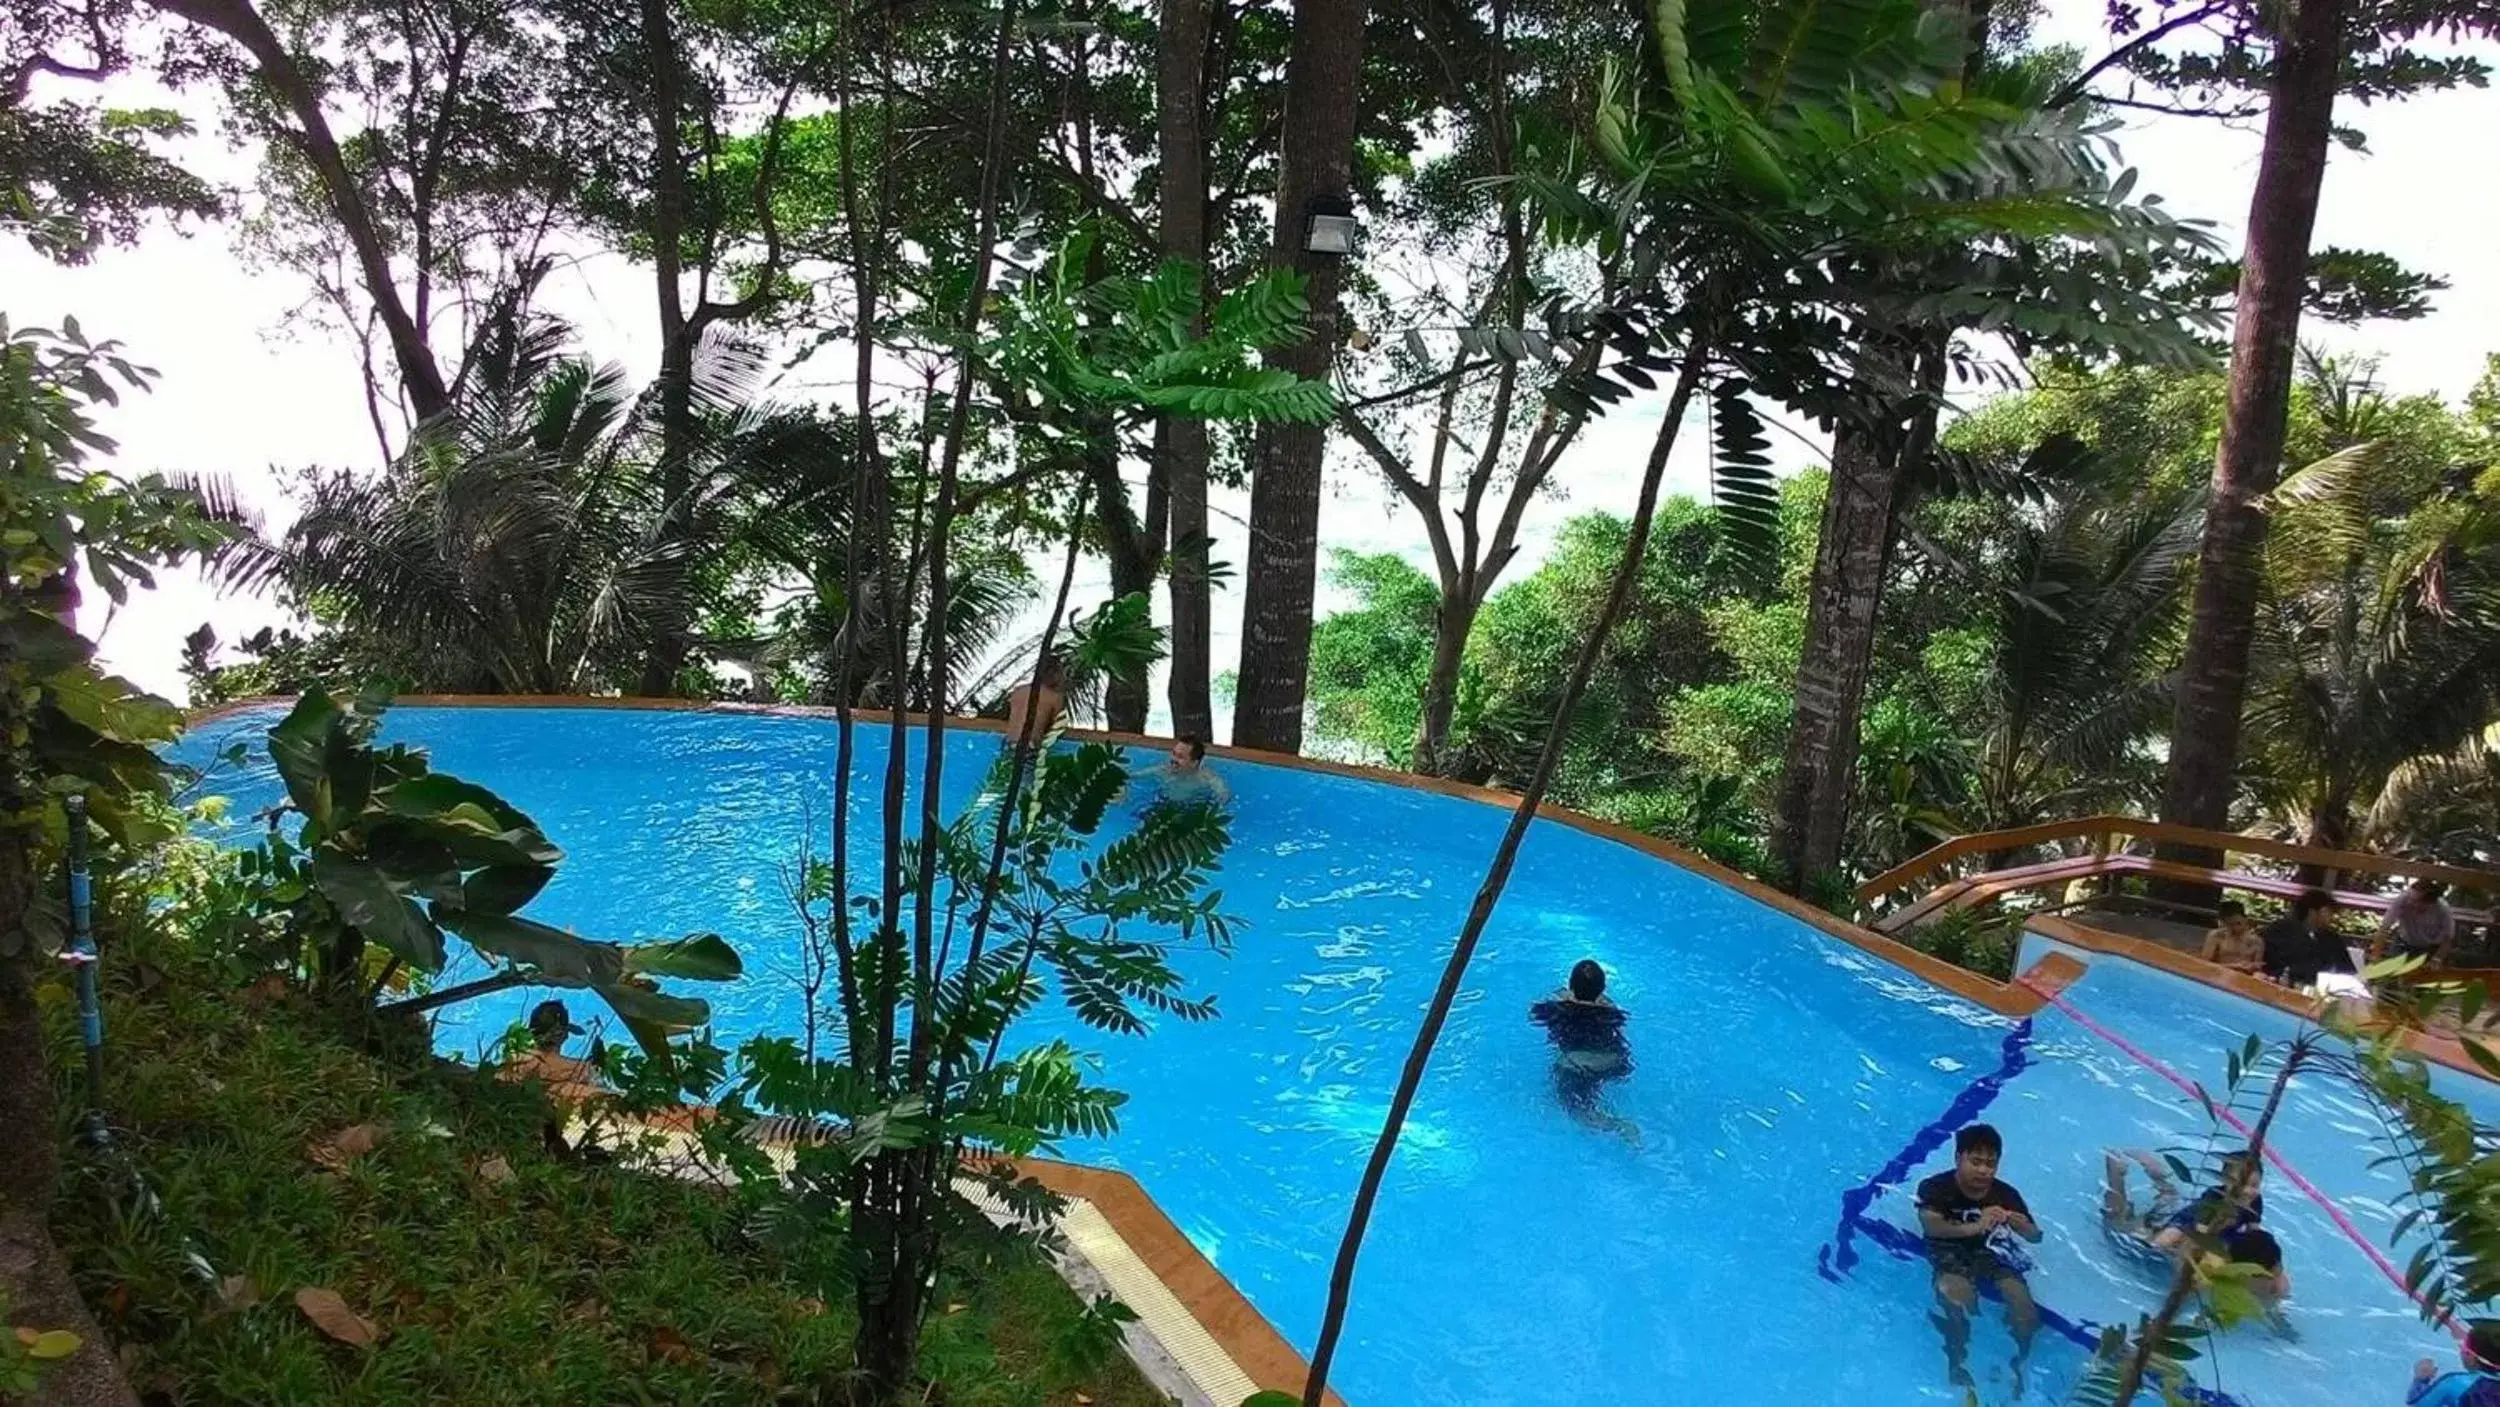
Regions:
[[2018, 976, 2458, 1337]]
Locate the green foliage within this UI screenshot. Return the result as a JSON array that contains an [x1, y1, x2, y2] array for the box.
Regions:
[[2243, 355, 2500, 851], [1897, 903, 2018, 981], [1, 96, 222, 263], [215, 303, 885, 700], [0, 1283, 80, 1396], [1060, 591, 1169, 722], [1513, 0, 2217, 566], [238, 688, 738, 1049], [721, 737, 1239, 1397], [40, 900, 1165, 1407], [1, 316, 232, 948], [1307, 552, 1442, 766], [992, 228, 1336, 426]]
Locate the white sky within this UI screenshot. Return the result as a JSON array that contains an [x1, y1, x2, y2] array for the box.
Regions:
[[11, 8, 2498, 733]]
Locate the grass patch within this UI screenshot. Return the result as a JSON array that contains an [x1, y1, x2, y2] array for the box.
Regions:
[[40, 924, 1173, 1406]]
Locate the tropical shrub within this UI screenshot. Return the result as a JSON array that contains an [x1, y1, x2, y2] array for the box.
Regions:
[[723, 737, 1238, 1400], [230, 689, 740, 1050]]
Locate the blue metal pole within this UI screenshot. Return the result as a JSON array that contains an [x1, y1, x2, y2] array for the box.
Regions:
[[61, 795, 107, 1145]]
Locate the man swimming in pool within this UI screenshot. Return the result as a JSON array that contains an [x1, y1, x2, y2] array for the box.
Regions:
[[1918, 1123, 2043, 1390], [1528, 959, 1639, 1147], [1127, 734, 1231, 812]]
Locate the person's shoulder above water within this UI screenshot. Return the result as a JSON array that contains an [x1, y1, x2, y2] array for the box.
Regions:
[[1531, 959, 1621, 1015]]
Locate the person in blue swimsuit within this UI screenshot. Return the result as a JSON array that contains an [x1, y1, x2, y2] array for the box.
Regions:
[[1529, 959, 1639, 1147], [2102, 1147, 2266, 1252], [2410, 1321, 2500, 1407], [2104, 1148, 2292, 1318]]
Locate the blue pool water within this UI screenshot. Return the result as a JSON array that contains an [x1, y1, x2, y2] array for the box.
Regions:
[[171, 705, 2478, 1406]]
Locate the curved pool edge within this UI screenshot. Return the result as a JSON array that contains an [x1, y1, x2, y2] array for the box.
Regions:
[[185, 693, 2079, 1022], [2024, 912, 2500, 1084]]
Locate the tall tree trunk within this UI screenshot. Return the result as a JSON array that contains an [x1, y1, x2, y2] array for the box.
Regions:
[[145, 0, 449, 424], [1230, 0, 1368, 754], [1769, 427, 1905, 890], [1089, 422, 1166, 733], [635, 0, 698, 697], [1765, 0, 1981, 894], [1411, 589, 1477, 775], [2157, 0, 2346, 856], [1158, 0, 1216, 741]]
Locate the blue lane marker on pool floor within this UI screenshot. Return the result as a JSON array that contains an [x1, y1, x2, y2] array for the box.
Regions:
[[1816, 1017, 2247, 1407], [1820, 1020, 2038, 1282]]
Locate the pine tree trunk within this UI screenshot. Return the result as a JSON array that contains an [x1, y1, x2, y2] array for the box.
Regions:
[[1158, 0, 1216, 742], [2157, 0, 2346, 858], [1769, 427, 1903, 891], [1230, 0, 1368, 754], [1411, 591, 1476, 775]]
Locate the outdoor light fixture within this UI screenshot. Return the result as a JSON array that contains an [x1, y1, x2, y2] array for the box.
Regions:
[[1304, 194, 1360, 256]]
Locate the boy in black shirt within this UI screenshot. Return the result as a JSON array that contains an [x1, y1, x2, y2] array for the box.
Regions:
[[1917, 1123, 2043, 1388]]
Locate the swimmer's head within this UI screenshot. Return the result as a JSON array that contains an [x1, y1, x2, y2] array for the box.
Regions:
[[2215, 899, 2247, 925], [1173, 734, 1207, 770], [2467, 1319, 2500, 1371], [1954, 1124, 2004, 1196], [2220, 1152, 2262, 1197], [2224, 1228, 2281, 1272], [1568, 959, 1606, 1002]]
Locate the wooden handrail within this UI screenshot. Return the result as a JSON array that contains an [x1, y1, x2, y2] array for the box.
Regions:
[[1858, 814, 2498, 908]]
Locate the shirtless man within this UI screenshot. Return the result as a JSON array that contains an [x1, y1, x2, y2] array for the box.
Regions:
[[1004, 652, 1068, 749]]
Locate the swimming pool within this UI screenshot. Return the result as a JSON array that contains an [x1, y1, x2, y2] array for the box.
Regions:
[[172, 704, 2478, 1406]]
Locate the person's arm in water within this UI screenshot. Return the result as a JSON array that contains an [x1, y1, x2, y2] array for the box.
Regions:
[[2000, 1186, 2044, 1242]]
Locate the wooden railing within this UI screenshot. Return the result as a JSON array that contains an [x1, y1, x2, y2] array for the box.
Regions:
[[1856, 815, 2497, 937]]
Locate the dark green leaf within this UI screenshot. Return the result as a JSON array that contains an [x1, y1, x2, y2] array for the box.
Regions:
[[311, 851, 446, 970], [624, 933, 743, 981]]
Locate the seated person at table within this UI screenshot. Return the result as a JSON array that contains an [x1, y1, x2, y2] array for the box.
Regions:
[[1918, 1123, 2043, 1389], [2262, 889, 2354, 988], [1528, 959, 1638, 1146], [1128, 734, 1230, 811], [2409, 1319, 2500, 1407], [2202, 900, 2265, 975]]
